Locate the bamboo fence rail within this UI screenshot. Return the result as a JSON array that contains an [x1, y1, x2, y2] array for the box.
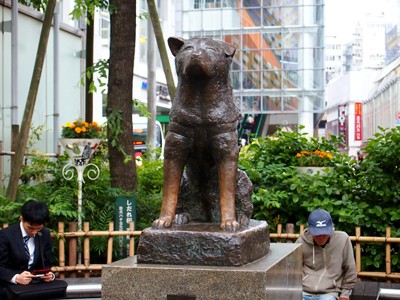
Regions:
[[3, 221, 400, 280]]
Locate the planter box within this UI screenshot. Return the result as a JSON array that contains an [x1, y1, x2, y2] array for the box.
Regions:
[[297, 166, 332, 176], [59, 138, 101, 166]]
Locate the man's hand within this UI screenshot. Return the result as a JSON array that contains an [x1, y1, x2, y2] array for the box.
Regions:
[[15, 271, 35, 285], [41, 271, 55, 282]]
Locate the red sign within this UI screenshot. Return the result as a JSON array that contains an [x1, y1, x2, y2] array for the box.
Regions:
[[355, 102, 362, 141]]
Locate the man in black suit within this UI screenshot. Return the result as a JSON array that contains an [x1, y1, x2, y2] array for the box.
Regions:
[[0, 200, 55, 298]]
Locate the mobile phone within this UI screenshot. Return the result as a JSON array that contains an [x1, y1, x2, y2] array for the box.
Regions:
[[32, 268, 51, 276]]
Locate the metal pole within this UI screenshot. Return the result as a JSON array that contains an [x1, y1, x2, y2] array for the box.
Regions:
[[77, 167, 83, 265], [11, 0, 19, 125], [53, 1, 60, 152]]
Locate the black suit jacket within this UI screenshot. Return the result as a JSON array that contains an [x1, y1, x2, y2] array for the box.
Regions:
[[0, 223, 52, 296]]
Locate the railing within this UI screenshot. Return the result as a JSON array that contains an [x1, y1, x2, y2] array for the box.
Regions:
[[3, 222, 400, 280]]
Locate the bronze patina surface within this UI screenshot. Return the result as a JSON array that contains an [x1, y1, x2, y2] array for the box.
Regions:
[[138, 220, 269, 266], [152, 37, 253, 232]]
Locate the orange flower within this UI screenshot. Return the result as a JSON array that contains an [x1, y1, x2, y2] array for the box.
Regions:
[[61, 119, 101, 138]]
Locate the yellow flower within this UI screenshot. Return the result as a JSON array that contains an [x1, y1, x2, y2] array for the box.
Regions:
[[61, 119, 101, 138], [295, 149, 334, 167]]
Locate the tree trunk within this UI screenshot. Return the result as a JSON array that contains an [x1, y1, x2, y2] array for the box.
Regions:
[[107, 0, 137, 191], [6, 0, 57, 201], [147, 0, 176, 102]]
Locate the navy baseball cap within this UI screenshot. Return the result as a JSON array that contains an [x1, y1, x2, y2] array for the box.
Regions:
[[308, 209, 334, 236]]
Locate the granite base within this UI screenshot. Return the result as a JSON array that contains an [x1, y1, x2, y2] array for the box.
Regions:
[[137, 219, 270, 266], [102, 243, 302, 300]]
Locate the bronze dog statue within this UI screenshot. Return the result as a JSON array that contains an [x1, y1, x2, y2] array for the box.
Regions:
[[152, 37, 252, 232]]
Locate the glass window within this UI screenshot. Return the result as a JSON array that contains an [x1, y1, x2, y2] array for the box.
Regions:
[[262, 32, 282, 51], [205, 0, 221, 8], [223, 0, 238, 8], [243, 71, 261, 89], [263, 70, 281, 89], [243, 33, 261, 49], [262, 49, 282, 71], [283, 69, 300, 89], [230, 71, 241, 90], [299, 94, 324, 112], [283, 31, 299, 49], [242, 96, 261, 111], [223, 34, 241, 50], [179, 0, 325, 116], [243, 0, 261, 8], [242, 8, 262, 27], [263, 7, 282, 26], [284, 96, 299, 111], [263, 95, 281, 111], [193, 0, 201, 9], [282, 5, 299, 26], [242, 50, 261, 70]]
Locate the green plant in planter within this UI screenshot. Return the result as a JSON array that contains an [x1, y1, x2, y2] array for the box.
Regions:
[[238, 126, 355, 229]]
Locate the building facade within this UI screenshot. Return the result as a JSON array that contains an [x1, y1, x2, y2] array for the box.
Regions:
[[0, 0, 84, 181], [175, 0, 325, 136]]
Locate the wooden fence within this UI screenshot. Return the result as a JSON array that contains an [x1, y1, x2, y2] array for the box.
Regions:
[[271, 224, 400, 280], [3, 222, 400, 280]]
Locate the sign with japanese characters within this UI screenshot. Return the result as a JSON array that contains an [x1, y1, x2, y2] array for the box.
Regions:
[[338, 104, 347, 147], [355, 102, 362, 141], [115, 197, 137, 258]]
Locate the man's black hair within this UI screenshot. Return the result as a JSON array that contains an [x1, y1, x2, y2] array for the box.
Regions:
[[21, 200, 50, 225]]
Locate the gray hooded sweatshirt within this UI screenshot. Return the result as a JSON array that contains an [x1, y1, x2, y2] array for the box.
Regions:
[[296, 229, 357, 298]]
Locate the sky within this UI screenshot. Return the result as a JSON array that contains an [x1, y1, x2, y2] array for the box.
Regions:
[[325, 0, 399, 43]]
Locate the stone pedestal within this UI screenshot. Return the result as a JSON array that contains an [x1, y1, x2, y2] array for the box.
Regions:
[[137, 220, 269, 266], [102, 243, 303, 300]]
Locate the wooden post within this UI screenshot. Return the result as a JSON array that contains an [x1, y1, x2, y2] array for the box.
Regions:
[[277, 223, 282, 237], [129, 221, 135, 256], [68, 222, 77, 278], [107, 222, 114, 264], [58, 222, 65, 279], [286, 223, 294, 243], [83, 222, 90, 278], [355, 227, 361, 273], [386, 227, 391, 278]]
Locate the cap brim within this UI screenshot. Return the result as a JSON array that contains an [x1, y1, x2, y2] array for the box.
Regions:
[[309, 226, 333, 236]]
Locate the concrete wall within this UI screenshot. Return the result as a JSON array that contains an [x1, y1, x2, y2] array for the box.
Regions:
[[0, 0, 84, 180]]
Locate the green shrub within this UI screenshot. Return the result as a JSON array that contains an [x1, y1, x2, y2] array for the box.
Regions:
[[238, 126, 400, 272]]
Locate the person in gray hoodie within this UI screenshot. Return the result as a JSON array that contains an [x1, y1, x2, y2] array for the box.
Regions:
[[296, 209, 357, 300]]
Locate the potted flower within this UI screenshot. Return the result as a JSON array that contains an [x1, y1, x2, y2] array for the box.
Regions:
[[60, 120, 102, 166], [295, 150, 334, 175]]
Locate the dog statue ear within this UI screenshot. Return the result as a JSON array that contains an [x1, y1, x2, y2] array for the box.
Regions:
[[168, 37, 186, 56], [223, 42, 236, 58]]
